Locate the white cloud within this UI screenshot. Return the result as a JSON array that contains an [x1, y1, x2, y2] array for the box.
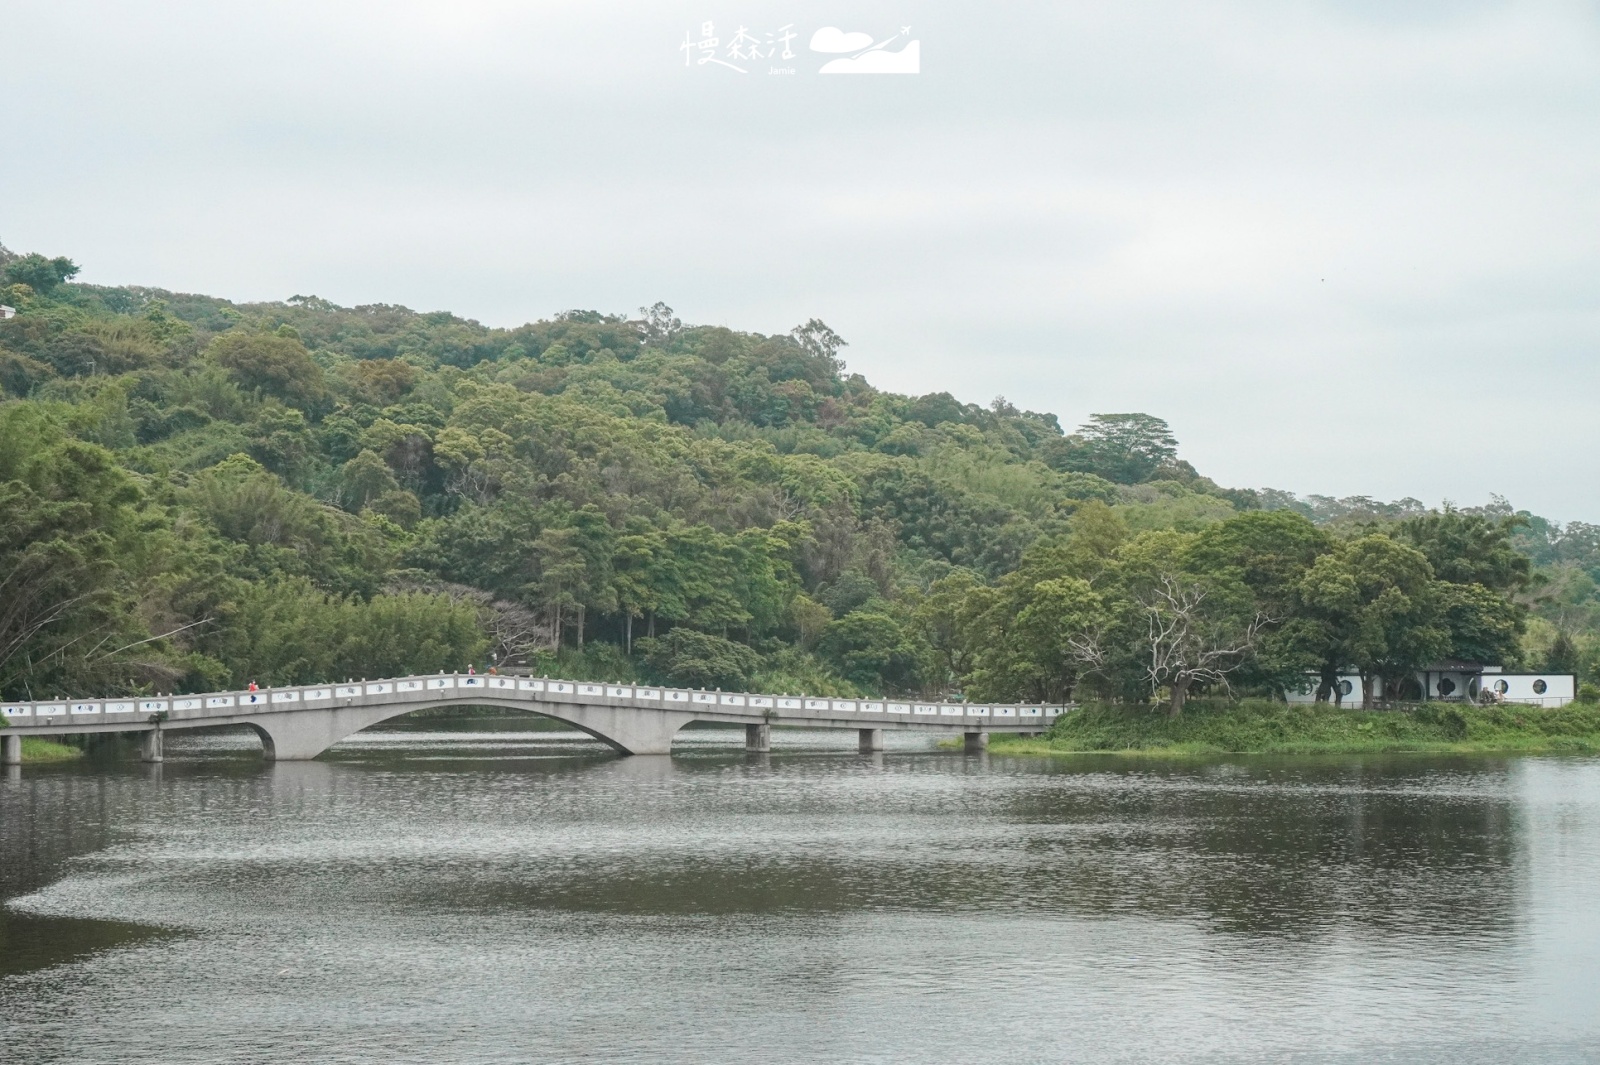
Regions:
[[819, 41, 920, 74], [808, 27, 875, 53]]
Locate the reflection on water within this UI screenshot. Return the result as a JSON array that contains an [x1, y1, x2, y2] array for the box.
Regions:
[[3, 718, 1600, 1064]]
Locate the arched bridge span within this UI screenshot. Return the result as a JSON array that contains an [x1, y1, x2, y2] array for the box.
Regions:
[[2, 674, 1065, 762]]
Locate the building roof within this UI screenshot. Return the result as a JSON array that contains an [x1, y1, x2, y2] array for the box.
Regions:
[[1420, 659, 1493, 673]]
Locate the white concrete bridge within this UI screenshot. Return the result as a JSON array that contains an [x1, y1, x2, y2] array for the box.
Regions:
[[1, 674, 1065, 763]]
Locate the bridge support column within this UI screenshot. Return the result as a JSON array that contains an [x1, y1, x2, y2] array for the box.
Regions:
[[858, 728, 883, 753], [1, 733, 20, 766], [141, 728, 164, 763], [745, 723, 771, 752], [963, 731, 988, 754]]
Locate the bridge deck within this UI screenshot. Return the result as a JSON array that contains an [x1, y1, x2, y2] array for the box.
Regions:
[[3, 674, 1065, 739]]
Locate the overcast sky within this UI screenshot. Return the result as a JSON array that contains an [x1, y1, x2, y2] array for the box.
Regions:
[[3, 1, 1598, 519]]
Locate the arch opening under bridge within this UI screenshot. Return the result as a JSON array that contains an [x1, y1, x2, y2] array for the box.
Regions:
[[238, 695, 699, 760]]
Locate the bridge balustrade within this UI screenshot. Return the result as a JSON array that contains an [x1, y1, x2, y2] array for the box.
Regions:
[[2, 672, 1067, 728]]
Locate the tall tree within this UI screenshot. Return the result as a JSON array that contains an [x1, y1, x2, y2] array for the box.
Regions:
[[0, 408, 143, 696], [3, 252, 79, 294], [1052, 413, 1179, 485], [1296, 535, 1450, 707], [1396, 509, 1532, 593], [207, 330, 327, 409]]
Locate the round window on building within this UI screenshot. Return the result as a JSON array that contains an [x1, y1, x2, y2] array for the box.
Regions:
[[1493, 679, 1509, 694], [1437, 678, 1456, 697], [1533, 679, 1548, 695], [1338, 680, 1353, 697]]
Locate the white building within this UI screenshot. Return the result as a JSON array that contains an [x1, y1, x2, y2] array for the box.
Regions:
[[1286, 660, 1576, 708], [0, 305, 15, 319]]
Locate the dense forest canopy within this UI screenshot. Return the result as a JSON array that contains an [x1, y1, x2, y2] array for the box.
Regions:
[[3, 241, 1597, 710]]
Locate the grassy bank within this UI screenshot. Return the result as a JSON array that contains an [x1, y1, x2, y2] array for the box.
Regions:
[[19, 737, 84, 763], [989, 698, 1600, 756]]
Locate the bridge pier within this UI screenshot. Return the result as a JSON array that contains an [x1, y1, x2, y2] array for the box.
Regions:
[[745, 723, 771, 753], [1, 733, 20, 766], [858, 728, 883, 753], [963, 731, 988, 754], [141, 729, 164, 763]]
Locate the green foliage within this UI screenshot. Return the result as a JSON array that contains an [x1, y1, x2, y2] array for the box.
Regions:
[[208, 331, 327, 408], [1294, 535, 1450, 703], [4, 253, 79, 294], [0, 244, 1565, 707], [964, 574, 1103, 703], [186, 454, 391, 597], [205, 577, 486, 686], [1045, 413, 1179, 484], [1437, 582, 1523, 665], [0, 405, 149, 696], [817, 610, 924, 692], [638, 629, 760, 690], [1396, 508, 1532, 592], [20, 737, 83, 762], [1008, 698, 1600, 755]]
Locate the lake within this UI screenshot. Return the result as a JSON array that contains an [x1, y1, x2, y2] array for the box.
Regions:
[[3, 718, 1599, 1064]]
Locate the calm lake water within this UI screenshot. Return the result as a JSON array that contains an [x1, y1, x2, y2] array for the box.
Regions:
[[4, 718, 1600, 1064]]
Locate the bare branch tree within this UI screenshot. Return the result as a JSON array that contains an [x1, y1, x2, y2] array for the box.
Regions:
[[1140, 575, 1269, 717], [386, 578, 556, 665], [1069, 574, 1270, 717]]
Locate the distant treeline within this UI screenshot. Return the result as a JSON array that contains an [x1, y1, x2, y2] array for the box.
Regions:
[[2, 242, 1596, 710]]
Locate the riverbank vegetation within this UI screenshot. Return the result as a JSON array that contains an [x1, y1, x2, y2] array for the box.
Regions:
[[990, 699, 1600, 756], [19, 737, 84, 762], [4, 240, 1600, 711]]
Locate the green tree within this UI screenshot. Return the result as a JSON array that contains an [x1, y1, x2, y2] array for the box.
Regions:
[[1188, 510, 1332, 691], [789, 318, 847, 376], [911, 569, 990, 686], [208, 331, 327, 408], [1296, 535, 1450, 707], [339, 449, 401, 511], [247, 405, 317, 484], [208, 578, 485, 685], [1396, 509, 1532, 593], [817, 611, 924, 693], [611, 532, 661, 653], [1050, 413, 1179, 484], [0, 406, 145, 697], [4, 253, 79, 294], [1437, 581, 1523, 666], [530, 526, 587, 649], [966, 575, 1105, 703], [1188, 510, 1330, 612], [1075, 531, 1264, 716], [639, 628, 760, 690], [188, 454, 389, 597]]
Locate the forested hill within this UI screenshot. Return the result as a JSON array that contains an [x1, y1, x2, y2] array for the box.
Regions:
[[3, 243, 1598, 707]]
